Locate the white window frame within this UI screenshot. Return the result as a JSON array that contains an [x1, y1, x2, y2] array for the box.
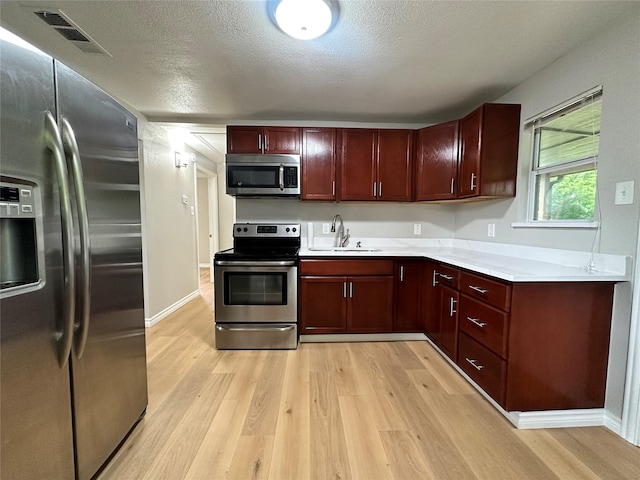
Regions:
[[513, 86, 602, 229]]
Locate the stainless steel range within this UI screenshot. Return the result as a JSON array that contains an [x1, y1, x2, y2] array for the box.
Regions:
[[214, 223, 300, 349]]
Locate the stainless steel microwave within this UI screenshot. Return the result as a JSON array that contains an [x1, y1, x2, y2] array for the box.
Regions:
[[225, 154, 300, 197]]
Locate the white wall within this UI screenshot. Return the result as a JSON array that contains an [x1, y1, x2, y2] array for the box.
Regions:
[[138, 119, 199, 321], [196, 177, 210, 264], [217, 164, 236, 251], [454, 8, 640, 419]]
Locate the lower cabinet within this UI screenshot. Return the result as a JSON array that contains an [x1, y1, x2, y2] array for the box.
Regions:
[[425, 264, 616, 412], [394, 260, 424, 332], [299, 259, 394, 334]]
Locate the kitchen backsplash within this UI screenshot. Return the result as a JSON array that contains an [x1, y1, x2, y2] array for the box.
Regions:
[[235, 198, 457, 240]]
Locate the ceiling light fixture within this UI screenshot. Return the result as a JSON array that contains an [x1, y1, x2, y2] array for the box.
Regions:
[[268, 0, 338, 40]]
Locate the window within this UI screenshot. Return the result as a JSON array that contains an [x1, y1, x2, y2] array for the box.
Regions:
[[528, 88, 602, 223]]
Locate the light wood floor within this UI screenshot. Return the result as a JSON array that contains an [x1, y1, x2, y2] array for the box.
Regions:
[[98, 269, 640, 480]]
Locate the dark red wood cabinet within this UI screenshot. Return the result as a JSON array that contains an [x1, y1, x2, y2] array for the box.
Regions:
[[429, 263, 616, 412], [301, 127, 337, 201], [299, 259, 394, 334], [458, 103, 521, 198], [394, 260, 424, 332], [227, 126, 300, 155], [414, 120, 460, 201], [422, 261, 441, 343], [339, 129, 412, 201]]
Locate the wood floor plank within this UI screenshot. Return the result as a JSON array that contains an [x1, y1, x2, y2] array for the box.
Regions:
[[242, 350, 287, 436], [226, 435, 274, 480], [141, 372, 233, 479], [548, 428, 640, 480], [268, 348, 311, 480], [310, 371, 353, 480], [514, 429, 603, 480], [351, 342, 478, 479], [339, 395, 394, 480], [380, 430, 438, 480]]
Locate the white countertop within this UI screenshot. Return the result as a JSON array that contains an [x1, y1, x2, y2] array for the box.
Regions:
[[299, 238, 631, 282]]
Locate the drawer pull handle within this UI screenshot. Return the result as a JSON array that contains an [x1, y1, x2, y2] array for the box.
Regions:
[[465, 357, 484, 371], [440, 274, 454, 281], [469, 285, 488, 294], [467, 317, 487, 328], [432, 270, 439, 286]]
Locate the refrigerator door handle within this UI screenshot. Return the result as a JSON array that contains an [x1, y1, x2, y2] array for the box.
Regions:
[[44, 111, 76, 368], [62, 117, 91, 359]]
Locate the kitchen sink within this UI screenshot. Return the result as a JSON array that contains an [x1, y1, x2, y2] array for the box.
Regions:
[[308, 247, 382, 252]]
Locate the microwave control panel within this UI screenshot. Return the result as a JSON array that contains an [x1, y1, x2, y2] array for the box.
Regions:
[[284, 167, 298, 187]]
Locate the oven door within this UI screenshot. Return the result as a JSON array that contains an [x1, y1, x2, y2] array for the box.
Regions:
[[214, 260, 297, 323]]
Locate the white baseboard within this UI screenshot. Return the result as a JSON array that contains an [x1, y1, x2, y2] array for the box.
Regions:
[[604, 411, 622, 434], [299, 333, 427, 343], [423, 336, 617, 431], [145, 290, 199, 328], [507, 409, 607, 429]]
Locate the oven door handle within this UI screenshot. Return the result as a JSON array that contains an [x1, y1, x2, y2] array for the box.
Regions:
[[216, 325, 296, 332], [214, 260, 297, 267]]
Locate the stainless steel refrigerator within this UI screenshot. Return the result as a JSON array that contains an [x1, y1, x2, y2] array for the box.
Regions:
[[0, 35, 148, 480]]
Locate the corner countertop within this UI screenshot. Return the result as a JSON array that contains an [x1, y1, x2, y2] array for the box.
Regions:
[[298, 238, 631, 283]]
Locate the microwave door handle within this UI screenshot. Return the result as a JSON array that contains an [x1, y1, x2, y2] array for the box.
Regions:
[[279, 164, 284, 190]]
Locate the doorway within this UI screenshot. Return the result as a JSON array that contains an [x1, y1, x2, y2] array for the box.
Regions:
[[196, 167, 219, 283]]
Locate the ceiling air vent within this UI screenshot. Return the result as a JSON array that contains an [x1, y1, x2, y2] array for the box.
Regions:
[[34, 10, 111, 56]]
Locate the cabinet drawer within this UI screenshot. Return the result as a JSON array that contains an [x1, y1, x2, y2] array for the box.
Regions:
[[435, 264, 459, 289], [460, 271, 511, 311], [300, 259, 393, 276], [459, 295, 509, 358], [458, 332, 506, 406]]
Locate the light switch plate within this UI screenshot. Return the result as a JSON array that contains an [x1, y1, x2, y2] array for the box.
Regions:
[[413, 223, 422, 235], [615, 181, 634, 205], [322, 223, 331, 234], [488, 223, 495, 237]]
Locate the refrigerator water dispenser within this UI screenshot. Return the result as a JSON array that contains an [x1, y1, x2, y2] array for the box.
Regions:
[[0, 181, 38, 289]]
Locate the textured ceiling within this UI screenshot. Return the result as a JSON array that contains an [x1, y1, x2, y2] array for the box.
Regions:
[[0, 0, 636, 159]]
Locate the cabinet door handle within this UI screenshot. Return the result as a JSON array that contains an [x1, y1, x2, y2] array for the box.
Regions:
[[349, 282, 353, 298], [467, 316, 487, 328], [440, 274, 453, 281], [332, 181, 336, 196], [449, 297, 457, 316], [258, 134, 262, 152], [468, 285, 487, 295], [400, 265, 404, 282], [470, 173, 477, 191], [450, 177, 455, 194], [465, 357, 484, 371], [379, 182, 382, 198], [343, 282, 347, 298], [433, 270, 439, 286], [373, 182, 377, 197]]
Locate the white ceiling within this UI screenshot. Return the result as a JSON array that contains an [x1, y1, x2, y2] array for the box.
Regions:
[[1, 0, 636, 162]]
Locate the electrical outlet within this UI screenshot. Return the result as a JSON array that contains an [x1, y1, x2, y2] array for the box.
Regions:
[[488, 223, 495, 237], [413, 223, 422, 235], [615, 181, 634, 205], [322, 223, 331, 234]]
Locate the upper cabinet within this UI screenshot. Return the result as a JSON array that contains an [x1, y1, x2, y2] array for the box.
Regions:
[[301, 127, 337, 201], [227, 126, 300, 155], [458, 103, 521, 198], [414, 120, 460, 201], [339, 128, 412, 201]]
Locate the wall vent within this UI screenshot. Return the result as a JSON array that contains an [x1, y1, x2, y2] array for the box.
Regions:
[[34, 10, 111, 56]]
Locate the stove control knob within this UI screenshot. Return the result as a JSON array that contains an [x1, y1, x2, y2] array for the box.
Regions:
[[243, 227, 248, 232], [286, 227, 290, 232], [236, 227, 241, 232], [292, 227, 297, 232]]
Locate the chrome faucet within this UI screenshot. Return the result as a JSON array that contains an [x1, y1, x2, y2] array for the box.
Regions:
[[331, 214, 350, 247]]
